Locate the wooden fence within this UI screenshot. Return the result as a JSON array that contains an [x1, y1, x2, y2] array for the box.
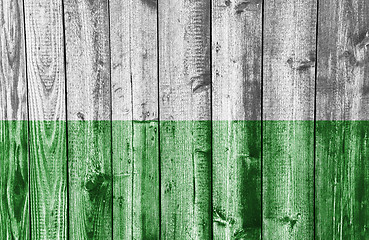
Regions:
[[1, 0, 369, 239]]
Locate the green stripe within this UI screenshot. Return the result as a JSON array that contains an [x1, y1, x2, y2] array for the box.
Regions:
[[2, 120, 369, 238]]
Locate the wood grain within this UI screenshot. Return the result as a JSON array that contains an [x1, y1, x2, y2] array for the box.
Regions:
[[316, 1, 369, 239], [159, 0, 212, 239], [64, 0, 111, 120], [110, 0, 133, 238], [110, 0, 159, 239], [212, 121, 261, 239], [63, 0, 112, 239], [212, 0, 262, 239], [263, 0, 317, 239], [0, 0, 29, 239], [132, 120, 159, 240], [263, 121, 314, 239], [24, 0, 67, 238], [0, 0, 28, 121], [130, 0, 160, 239], [7, 1, 369, 239], [316, 122, 369, 239]]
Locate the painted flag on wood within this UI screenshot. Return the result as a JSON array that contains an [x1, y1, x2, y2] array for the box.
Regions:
[[2, 0, 369, 240]]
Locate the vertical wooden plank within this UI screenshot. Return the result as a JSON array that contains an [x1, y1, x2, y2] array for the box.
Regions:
[[24, 0, 67, 238], [132, 121, 160, 240], [212, 0, 262, 239], [316, 1, 369, 239], [63, 0, 112, 238], [159, 0, 212, 239], [110, 0, 133, 239], [0, 0, 29, 239], [110, 0, 160, 239], [130, 1, 160, 239], [316, 122, 369, 239], [263, 0, 316, 239]]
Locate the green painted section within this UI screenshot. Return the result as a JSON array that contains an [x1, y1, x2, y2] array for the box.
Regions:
[[68, 121, 112, 239], [112, 120, 160, 239], [263, 121, 314, 239], [28, 121, 68, 239], [212, 121, 261, 239], [160, 120, 212, 240], [316, 121, 369, 240], [0, 121, 29, 240], [132, 121, 160, 239], [3, 120, 369, 238], [112, 120, 133, 239]]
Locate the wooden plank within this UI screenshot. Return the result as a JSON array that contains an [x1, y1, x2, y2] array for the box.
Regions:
[[109, 0, 133, 238], [0, 0, 29, 239], [63, 0, 112, 238], [23, 0, 67, 238], [112, 120, 133, 239], [316, 122, 369, 239], [159, 0, 212, 239], [110, 0, 160, 239], [212, 0, 262, 239], [132, 120, 159, 239], [263, 0, 316, 239], [316, 1, 369, 239], [212, 121, 261, 239], [263, 121, 314, 239], [130, 1, 160, 239]]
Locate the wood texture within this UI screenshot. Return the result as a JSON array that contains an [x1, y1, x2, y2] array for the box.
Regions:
[[132, 121, 160, 240], [110, 0, 159, 239], [132, 121, 159, 239], [64, 0, 111, 120], [130, 1, 160, 239], [316, 1, 369, 239], [110, 0, 133, 238], [212, 0, 262, 239], [64, 0, 112, 239], [263, 0, 317, 239], [316, 122, 369, 239], [111, 120, 133, 239], [159, 0, 212, 239], [6, 1, 369, 239], [24, 0, 67, 238], [0, 0, 29, 239], [212, 121, 261, 239], [263, 121, 314, 239], [0, 1, 28, 120]]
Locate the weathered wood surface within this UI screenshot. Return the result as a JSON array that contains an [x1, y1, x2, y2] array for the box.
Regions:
[[130, 1, 160, 239], [159, 0, 212, 239], [263, 0, 316, 239], [110, 0, 159, 239], [110, 0, 133, 238], [316, 1, 369, 239], [63, 0, 112, 239], [212, 0, 262, 239], [24, 0, 67, 238], [0, 0, 29, 239], [4, 1, 369, 239]]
